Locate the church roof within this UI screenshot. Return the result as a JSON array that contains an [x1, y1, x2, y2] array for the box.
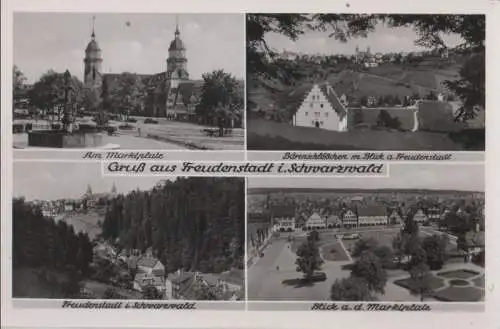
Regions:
[[169, 35, 185, 51], [86, 38, 100, 53]]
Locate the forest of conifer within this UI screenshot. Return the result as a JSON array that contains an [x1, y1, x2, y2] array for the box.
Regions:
[[101, 177, 245, 274]]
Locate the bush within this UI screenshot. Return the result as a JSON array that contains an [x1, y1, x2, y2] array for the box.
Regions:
[[25, 123, 33, 131]]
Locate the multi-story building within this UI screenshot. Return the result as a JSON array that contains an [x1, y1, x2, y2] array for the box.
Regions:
[[357, 206, 388, 226]]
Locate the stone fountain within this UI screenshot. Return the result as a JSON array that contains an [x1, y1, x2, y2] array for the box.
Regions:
[[27, 70, 105, 148]]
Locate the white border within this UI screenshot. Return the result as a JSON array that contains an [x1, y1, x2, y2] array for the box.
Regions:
[[2, 1, 499, 329]]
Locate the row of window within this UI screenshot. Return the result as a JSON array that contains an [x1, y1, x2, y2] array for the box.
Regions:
[[309, 103, 324, 108]]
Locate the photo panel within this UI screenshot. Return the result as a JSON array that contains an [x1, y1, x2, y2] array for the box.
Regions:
[[246, 14, 485, 152], [11, 161, 245, 309], [13, 13, 245, 152], [246, 164, 485, 309]]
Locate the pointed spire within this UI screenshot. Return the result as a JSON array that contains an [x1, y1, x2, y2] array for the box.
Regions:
[[91, 15, 96, 39], [175, 14, 180, 36]]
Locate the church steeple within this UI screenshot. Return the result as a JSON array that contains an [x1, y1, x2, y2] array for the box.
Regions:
[[167, 16, 188, 86], [175, 15, 180, 37], [84, 15, 103, 88]]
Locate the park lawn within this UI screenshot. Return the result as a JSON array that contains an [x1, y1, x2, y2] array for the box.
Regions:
[[321, 242, 350, 261], [437, 269, 480, 280], [394, 275, 446, 292], [247, 119, 466, 151], [66, 212, 103, 240], [433, 286, 484, 302]]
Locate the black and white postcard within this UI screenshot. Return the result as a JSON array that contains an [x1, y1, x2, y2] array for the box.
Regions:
[[12, 162, 245, 302], [247, 164, 485, 303], [13, 13, 245, 151], [246, 14, 485, 151]]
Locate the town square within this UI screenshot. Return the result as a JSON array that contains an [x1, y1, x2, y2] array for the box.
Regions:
[[13, 13, 244, 150]]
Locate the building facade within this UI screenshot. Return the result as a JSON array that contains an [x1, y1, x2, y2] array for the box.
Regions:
[[292, 83, 348, 131], [305, 212, 326, 230], [357, 206, 388, 226], [342, 209, 358, 228]]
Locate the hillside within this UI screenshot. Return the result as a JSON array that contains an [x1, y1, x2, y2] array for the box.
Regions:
[[101, 177, 245, 273], [248, 59, 463, 120]]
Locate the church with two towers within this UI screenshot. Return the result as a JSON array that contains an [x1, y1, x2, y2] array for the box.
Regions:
[[83, 19, 203, 119]]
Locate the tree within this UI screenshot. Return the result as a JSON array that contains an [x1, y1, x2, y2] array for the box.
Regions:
[[295, 238, 324, 281], [330, 277, 374, 301], [352, 238, 379, 258], [29, 70, 83, 121], [78, 87, 102, 112], [422, 234, 449, 270], [408, 262, 433, 302], [409, 245, 427, 269], [106, 72, 146, 118], [307, 230, 320, 242], [445, 52, 485, 121], [351, 250, 387, 294], [373, 245, 394, 269], [13, 65, 27, 105], [196, 70, 243, 127], [142, 285, 162, 300]]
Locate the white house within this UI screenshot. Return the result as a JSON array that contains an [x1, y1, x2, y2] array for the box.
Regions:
[[137, 256, 166, 277], [272, 205, 296, 232], [305, 212, 326, 230], [292, 83, 348, 131], [358, 206, 388, 226], [412, 209, 429, 224], [342, 209, 358, 228]]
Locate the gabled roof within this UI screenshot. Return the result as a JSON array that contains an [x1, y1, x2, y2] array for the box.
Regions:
[[307, 212, 323, 221], [357, 206, 387, 217], [271, 204, 295, 218], [318, 83, 348, 117], [137, 256, 162, 269]]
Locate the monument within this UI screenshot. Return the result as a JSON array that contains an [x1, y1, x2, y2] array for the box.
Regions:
[[27, 70, 104, 148]]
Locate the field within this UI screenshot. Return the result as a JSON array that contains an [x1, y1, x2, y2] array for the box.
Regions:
[[63, 212, 103, 240], [247, 118, 468, 151]]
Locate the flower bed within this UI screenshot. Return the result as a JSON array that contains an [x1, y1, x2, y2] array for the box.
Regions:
[[437, 269, 479, 279], [433, 286, 484, 302]]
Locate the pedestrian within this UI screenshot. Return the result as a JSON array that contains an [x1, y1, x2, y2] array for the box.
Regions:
[[276, 266, 279, 271], [138, 127, 141, 137]]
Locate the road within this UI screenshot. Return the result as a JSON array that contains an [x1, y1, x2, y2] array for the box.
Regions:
[[248, 239, 350, 301], [13, 131, 187, 150]]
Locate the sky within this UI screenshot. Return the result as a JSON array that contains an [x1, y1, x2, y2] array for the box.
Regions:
[[248, 164, 484, 192], [265, 22, 464, 55], [14, 162, 171, 201], [14, 13, 245, 84]]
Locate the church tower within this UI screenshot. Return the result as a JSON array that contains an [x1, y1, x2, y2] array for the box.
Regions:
[[83, 16, 103, 89], [166, 18, 189, 89]]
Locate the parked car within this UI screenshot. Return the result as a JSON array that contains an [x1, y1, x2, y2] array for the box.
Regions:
[[342, 233, 361, 240]]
